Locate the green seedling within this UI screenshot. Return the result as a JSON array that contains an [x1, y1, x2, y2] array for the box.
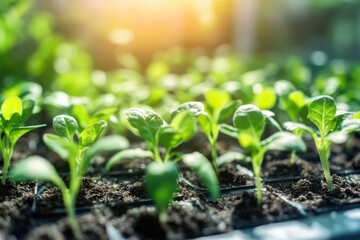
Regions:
[[0, 96, 45, 184], [275, 80, 308, 164], [105, 108, 219, 221], [284, 95, 360, 192], [172, 89, 242, 174], [10, 115, 108, 240], [221, 104, 306, 204]]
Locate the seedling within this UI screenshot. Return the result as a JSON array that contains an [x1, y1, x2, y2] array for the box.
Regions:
[[0, 96, 45, 184], [284, 95, 360, 191], [275, 80, 308, 164], [221, 104, 306, 204], [105, 107, 219, 221], [10, 115, 107, 240], [172, 89, 242, 174]]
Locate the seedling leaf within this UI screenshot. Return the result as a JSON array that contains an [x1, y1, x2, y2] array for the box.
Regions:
[[53, 115, 78, 139], [308, 96, 336, 136], [83, 135, 129, 163], [10, 156, 65, 190], [183, 152, 219, 199], [204, 89, 231, 112], [217, 100, 242, 124], [123, 108, 165, 146], [43, 133, 78, 160], [233, 104, 265, 151], [1, 96, 22, 121], [146, 162, 178, 218], [262, 132, 306, 152], [171, 101, 204, 119], [9, 125, 46, 144], [79, 120, 107, 148]]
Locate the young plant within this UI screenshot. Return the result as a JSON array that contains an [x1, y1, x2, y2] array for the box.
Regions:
[[0, 96, 45, 184], [275, 80, 308, 164], [172, 89, 242, 174], [105, 107, 219, 221], [221, 104, 306, 204], [10, 115, 107, 240], [284, 95, 360, 192]]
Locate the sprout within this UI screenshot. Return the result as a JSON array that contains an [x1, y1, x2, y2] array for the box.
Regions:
[[10, 115, 107, 240], [284, 95, 360, 191], [0, 96, 45, 184], [106, 107, 219, 221], [221, 104, 306, 204]]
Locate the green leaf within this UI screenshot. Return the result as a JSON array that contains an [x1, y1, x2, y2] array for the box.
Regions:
[[197, 112, 213, 138], [157, 127, 183, 149], [53, 115, 78, 140], [334, 111, 353, 131], [233, 104, 265, 151], [218, 151, 250, 165], [105, 148, 153, 172], [170, 111, 196, 142], [204, 89, 231, 113], [43, 133, 78, 160], [83, 135, 129, 162], [20, 99, 36, 123], [9, 124, 46, 144], [219, 123, 239, 139], [262, 132, 306, 152], [308, 95, 336, 136], [254, 87, 277, 110], [183, 152, 219, 199], [1, 96, 23, 121], [283, 121, 316, 136], [158, 112, 196, 149], [262, 110, 282, 131], [171, 101, 204, 119], [146, 162, 178, 216], [79, 120, 107, 148], [123, 108, 165, 146], [10, 156, 66, 190], [217, 100, 242, 124]]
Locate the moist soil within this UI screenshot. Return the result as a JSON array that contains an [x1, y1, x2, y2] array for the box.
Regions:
[[2, 133, 360, 239], [267, 174, 360, 213]]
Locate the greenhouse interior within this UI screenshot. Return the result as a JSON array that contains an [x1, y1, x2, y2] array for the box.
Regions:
[[1, 0, 360, 239]]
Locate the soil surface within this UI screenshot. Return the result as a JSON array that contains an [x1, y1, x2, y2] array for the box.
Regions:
[[268, 175, 360, 213], [262, 158, 322, 178]]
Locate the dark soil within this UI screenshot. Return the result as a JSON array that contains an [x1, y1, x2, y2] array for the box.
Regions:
[[0, 182, 35, 239], [262, 158, 322, 179], [268, 175, 360, 212], [207, 191, 303, 229], [34, 176, 148, 212]]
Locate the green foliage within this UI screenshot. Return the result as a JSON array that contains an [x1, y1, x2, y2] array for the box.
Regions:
[[173, 91, 242, 174], [111, 107, 218, 219], [222, 104, 306, 204], [183, 152, 219, 199], [10, 114, 109, 239], [284, 95, 360, 192], [0, 96, 45, 184], [146, 162, 178, 222]]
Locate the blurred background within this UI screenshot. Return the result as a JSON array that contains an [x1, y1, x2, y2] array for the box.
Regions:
[[1, 0, 360, 113]]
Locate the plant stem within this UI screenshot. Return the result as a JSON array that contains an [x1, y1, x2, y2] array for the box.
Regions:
[[315, 138, 333, 191], [289, 150, 296, 165], [62, 189, 83, 240], [252, 151, 265, 205], [1, 146, 13, 185], [210, 141, 219, 175]]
